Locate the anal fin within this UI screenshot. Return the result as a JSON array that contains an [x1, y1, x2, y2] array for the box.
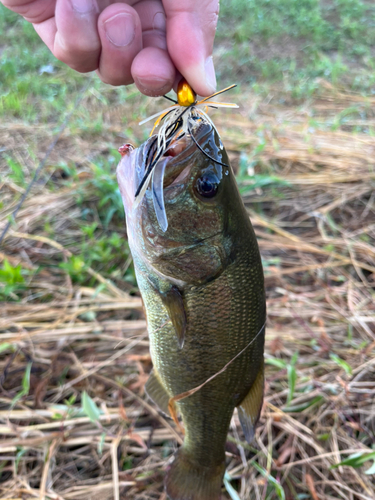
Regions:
[[237, 361, 264, 443], [145, 370, 171, 417]]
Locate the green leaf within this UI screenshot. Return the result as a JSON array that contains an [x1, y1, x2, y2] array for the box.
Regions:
[[283, 396, 324, 413], [0, 259, 24, 285], [331, 451, 375, 473], [98, 432, 106, 456], [6, 155, 25, 186], [265, 357, 287, 369], [238, 174, 290, 195], [365, 461, 375, 475], [330, 353, 352, 376], [290, 351, 299, 366], [251, 462, 285, 500], [224, 471, 241, 500], [287, 363, 297, 405], [11, 362, 32, 408], [0, 342, 14, 354], [81, 391, 101, 423], [317, 433, 331, 441], [15, 447, 27, 474], [22, 363, 31, 393]]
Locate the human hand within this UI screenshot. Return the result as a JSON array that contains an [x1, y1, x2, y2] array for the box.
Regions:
[[1, 0, 219, 97]]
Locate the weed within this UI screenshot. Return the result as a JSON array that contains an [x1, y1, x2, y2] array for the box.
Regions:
[[87, 153, 124, 226], [11, 362, 32, 409], [332, 450, 375, 475], [81, 391, 101, 423], [265, 352, 299, 406], [217, 0, 375, 94], [98, 433, 106, 455], [14, 447, 27, 475], [58, 226, 134, 286], [224, 471, 241, 500], [251, 461, 286, 500], [237, 152, 290, 195], [0, 260, 24, 285], [59, 255, 88, 284], [5, 155, 25, 186], [0, 260, 26, 300], [329, 353, 352, 375], [0, 342, 15, 354], [1, 3, 375, 499]]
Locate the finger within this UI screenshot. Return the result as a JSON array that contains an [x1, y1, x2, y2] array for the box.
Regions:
[[1, 0, 55, 23], [162, 0, 219, 96], [2, 0, 57, 54], [134, 0, 167, 50], [53, 0, 101, 73], [97, 3, 142, 86], [132, 47, 175, 96], [131, 0, 175, 96]]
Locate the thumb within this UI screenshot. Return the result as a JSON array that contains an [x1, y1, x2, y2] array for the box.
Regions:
[[162, 0, 219, 96]]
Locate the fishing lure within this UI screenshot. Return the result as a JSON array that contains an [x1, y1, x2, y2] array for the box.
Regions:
[[134, 79, 239, 232]]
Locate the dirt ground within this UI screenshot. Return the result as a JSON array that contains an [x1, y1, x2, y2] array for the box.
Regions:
[[1, 79, 375, 499]]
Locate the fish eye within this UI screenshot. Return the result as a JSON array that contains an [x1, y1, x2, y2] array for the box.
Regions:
[[195, 174, 219, 199]]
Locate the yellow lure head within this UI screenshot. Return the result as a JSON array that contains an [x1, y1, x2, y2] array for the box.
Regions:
[[177, 79, 196, 107]]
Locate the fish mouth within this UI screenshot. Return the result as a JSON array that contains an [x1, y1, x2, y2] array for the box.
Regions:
[[163, 135, 189, 159], [161, 135, 198, 187], [146, 122, 212, 187], [138, 122, 213, 233], [160, 135, 192, 189]]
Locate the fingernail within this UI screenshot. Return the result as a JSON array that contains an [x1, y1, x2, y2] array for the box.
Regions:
[[71, 0, 95, 14], [136, 76, 172, 96], [204, 56, 216, 93], [104, 13, 135, 47], [153, 12, 166, 32]]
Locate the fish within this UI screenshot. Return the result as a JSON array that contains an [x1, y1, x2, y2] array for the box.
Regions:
[[117, 119, 266, 500]]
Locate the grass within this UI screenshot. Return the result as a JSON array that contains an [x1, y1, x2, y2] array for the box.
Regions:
[[1, 1, 375, 499], [217, 0, 375, 94]]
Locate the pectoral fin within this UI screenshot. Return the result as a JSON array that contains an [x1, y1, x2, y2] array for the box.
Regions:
[[145, 370, 171, 417], [237, 362, 264, 443], [159, 286, 187, 349]]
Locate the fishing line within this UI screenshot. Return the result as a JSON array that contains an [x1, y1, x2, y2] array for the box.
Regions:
[[167, 321, 266, 424], [162, 95, 178, 104], [168, 322, 266, 422], [187, 122, 229, 168], [0, 78, 92, 246]]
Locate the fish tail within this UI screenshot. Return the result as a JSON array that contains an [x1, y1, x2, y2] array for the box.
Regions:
[[165, 448, 225, 500]]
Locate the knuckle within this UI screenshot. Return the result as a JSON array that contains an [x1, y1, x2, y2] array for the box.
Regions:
[[202, 12, 218, 32], [54, 46, 98, 73], [99, 73, 133, 87], [200, 2, 219, 34], [71, 63, 98, 73], [5, 1, 53, 24], [60, 38, 100, 56]]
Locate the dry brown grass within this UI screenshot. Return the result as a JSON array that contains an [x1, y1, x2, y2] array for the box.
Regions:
[[1, 84, 375, 500]]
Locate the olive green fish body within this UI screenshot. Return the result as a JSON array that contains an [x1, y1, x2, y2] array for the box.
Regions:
[[117, 123, 266, 500]]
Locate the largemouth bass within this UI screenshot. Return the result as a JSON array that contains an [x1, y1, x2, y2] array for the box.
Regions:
[[117, 121, 266, 500]]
